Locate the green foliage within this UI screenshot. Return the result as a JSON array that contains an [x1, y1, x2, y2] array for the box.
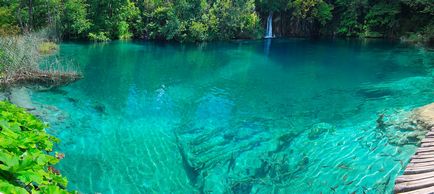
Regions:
[[145, 6, 182, 40], [117, 21, 133, 40], [88, 32, 110, 42], [0, 101, 73, 194], [255, 0, 289, 12], [61, 0, 91, 39], [117, 1, 142, 39], [0, 4, 20, 36], [189, 21, 208, 41], [365, 2, 400, 37], [289, 0, 333, 25], [0, 0, 433, 43], [334, 0, 368, 37]]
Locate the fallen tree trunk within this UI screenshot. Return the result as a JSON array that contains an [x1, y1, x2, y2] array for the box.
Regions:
[[0, 70, 82, 88]]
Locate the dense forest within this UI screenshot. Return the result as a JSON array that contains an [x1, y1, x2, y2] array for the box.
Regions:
[[0, 0, 433, 43]]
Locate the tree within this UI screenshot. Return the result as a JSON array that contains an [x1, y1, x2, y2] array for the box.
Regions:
[[61, 0, 91, 39]]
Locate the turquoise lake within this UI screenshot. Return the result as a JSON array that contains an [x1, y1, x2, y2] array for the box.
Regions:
[[31, 39, 434, 193]]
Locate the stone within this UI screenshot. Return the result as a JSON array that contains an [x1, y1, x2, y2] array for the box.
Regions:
[[412, 103, 434, 129], [9, 87, 36, 110]]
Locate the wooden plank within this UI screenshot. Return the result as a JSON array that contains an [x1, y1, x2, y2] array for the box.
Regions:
[[412, 154, 434, 159], [404, 166, 434, 175], [407, 161, 434, 167], [411, 158, 434, 163], [415, 147, 434, 154], [421, 142, 434, 147], [395, 176, 434, 193], [398, 185, 434, 194], [396, 171, 434, 183], [421, 138, 434, 143], [394, 126, 434, 193], [415, 152, 434, 157]]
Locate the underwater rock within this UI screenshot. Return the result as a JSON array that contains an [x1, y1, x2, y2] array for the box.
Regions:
[[93, 103, 106, 114], [9, 87, 36, 110], [308, 122, 335, 140], [387, 130, 426, 146], [411, 103, 434, 129], [377, 104, 434, 146], [274, 132, 299, 152], [356, 87, 394, 99]]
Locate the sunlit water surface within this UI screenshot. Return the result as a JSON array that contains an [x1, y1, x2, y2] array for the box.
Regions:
[[31, 39, 434, 193]]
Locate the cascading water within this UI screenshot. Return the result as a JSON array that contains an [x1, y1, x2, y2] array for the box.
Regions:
[[264, 12, 273, 38]]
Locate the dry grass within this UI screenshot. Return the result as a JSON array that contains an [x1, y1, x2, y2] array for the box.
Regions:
[[38, 41, 58, 55], [0, 30, 81, 87]]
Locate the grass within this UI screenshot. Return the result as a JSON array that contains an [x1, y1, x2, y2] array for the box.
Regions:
[[38, 41, 59, 55]]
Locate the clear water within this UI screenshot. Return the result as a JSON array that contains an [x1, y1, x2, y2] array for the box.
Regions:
[[31, 39, 434, 193]]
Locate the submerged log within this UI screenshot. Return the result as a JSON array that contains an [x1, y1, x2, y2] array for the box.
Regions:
[[0, 70, 82, 88]]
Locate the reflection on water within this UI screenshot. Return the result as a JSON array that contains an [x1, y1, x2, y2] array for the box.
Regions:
[[31, 39, 434, 193], [264, 38, 272, 56]]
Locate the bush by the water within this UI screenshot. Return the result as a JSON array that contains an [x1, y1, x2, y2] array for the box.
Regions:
[[0, 101, 73, 193], [88, 32, 111, 42]]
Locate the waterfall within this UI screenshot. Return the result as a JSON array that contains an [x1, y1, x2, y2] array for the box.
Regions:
[[264, 12, 273, 38]]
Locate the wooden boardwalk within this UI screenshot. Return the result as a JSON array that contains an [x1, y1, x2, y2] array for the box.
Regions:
[[395, 127, 434, 194]]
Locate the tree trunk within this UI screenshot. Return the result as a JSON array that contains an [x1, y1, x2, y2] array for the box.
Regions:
[[28, 0, 33, 31], [16, 2, 25, 32]]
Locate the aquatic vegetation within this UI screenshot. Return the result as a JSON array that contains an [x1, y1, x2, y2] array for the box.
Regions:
[[0, 101, 72, 193]]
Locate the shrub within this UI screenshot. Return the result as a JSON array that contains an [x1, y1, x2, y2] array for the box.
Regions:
[[117, 21, 133, 40], [0, 101, 73, 193], [189, 21, 208, 41], [88, 32, 111, 42]]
